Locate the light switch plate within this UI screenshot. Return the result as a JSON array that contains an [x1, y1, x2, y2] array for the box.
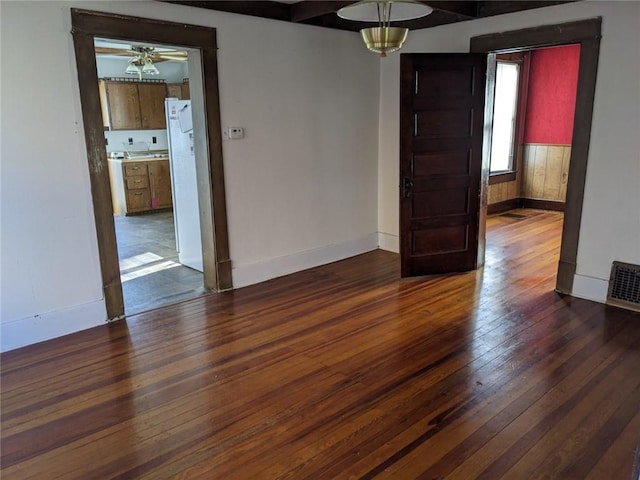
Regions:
[[227, 127, 244, 139]]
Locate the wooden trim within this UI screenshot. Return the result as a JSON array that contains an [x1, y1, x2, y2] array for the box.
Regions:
[[71, 8, 217, 48], [521, 198, 565, 212], [489, 171, 516, 185], [471, 17, 602, 295], [558, 34, 601, 294], [201, 46, 233, 290], [488, 198, 521, 215], [71, 31, 124, 320], [470, 18, 602, 53], [488, 198, 565, 215], [71, 9, 232, 319]]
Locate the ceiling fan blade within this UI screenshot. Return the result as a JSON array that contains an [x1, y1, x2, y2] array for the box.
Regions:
[[156, 55, 188, 62], [94, 46, 134, 56]]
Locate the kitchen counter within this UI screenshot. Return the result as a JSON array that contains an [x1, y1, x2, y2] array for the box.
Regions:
[[119, 156, 169, 162], [108, 157, 173, 215]]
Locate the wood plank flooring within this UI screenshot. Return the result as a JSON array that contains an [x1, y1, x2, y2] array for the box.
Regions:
[[2, 210, 639, 479]]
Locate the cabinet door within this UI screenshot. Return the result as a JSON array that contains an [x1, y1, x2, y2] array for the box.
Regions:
[[106, 82, 141, 130], [167, 83, 183, 99], [148, 160, 173, 209], [138, 83, 167, 129], [126, 189, 151, 213]]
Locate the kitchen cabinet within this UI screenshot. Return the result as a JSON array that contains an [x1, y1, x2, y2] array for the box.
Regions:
[[138, 83, 167, 129], [100, 80, 167, 130], [147, 160, 173, 209], [167, 81, 190, 100], [108, 158, 172, 215]]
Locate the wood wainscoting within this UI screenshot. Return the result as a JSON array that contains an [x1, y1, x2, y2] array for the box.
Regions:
[[2, 210, 639, 479], [522, 144, 572, 202], [488, 144, 570, 215]]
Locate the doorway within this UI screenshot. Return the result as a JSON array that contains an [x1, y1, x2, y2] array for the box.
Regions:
[[472, 19, 601, 294], [71, 9, 232, 321], [399, 18, 601, 295], [486, 43, 580, 277], [94, 37, 206, 315]]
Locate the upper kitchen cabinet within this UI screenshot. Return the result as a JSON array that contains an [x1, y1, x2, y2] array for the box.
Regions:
[[100, 80, 167, 130], [167, 80, 190, 100], [137, 83, 167, 129]]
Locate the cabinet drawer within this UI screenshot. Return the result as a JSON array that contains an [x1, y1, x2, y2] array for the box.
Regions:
[[124, 163, 148, 177], [126, 175, 149, 190], [126, 189, 151, 212]]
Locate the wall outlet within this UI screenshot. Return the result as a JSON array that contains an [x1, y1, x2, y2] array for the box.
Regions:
[[152, 137, 157, 144]]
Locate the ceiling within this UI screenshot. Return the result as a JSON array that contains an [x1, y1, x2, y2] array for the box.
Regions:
[[161, 1, 577, 32]]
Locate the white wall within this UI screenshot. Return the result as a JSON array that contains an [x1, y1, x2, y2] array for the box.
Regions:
[[377, 1, 640, 303], [0, 1, 380, 351]]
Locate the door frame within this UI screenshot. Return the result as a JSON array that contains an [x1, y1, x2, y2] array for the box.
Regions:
[[71, 9, 232, 320], [471, 18, 601, 295]]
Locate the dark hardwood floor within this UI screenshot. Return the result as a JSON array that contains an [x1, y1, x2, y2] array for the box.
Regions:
[[2, 210, 639, 479]]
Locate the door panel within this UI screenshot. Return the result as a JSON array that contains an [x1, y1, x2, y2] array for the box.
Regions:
[[400, 53, 487, 277], [412, 225, 468, 255], [415, 110, 473, 138], [413, 151, 470, 176]]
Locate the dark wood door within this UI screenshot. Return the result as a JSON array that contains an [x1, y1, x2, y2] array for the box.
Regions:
[[400, 53, 487, 277]]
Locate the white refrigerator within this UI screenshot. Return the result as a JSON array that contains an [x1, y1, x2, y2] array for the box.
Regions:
[[165, 98, 203, 272]]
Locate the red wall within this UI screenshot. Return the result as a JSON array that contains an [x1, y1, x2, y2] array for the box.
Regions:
[[524, 44, 580, 145]]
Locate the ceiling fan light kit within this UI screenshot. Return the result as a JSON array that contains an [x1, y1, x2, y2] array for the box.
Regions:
[[337, 0, 433, 57], [121, 46, 161, 80]]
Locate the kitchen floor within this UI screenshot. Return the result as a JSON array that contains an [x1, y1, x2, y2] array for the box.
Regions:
[[114, 211, 207, 315]]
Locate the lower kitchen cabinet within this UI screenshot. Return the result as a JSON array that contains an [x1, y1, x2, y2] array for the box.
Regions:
[[108, 158, 173, 215], [148, 161, 173, 209]]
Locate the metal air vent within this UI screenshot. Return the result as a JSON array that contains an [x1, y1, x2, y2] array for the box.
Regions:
[[607, 261, 640, 312]]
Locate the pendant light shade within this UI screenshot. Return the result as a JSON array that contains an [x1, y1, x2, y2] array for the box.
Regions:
[[338, 0, 433, 57], [125, 63, 141, 76], [142, 60, 160, 75], [360, 26, 408, 57]]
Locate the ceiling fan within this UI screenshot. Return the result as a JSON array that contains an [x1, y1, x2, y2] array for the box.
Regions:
[[94, 45, 188, 79]]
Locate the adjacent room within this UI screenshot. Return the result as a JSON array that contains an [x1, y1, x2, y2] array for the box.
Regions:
[[1, 1, 639, 478], [95, 38, 207, 314]]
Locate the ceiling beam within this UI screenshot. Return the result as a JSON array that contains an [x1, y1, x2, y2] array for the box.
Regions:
[[477, 1, 576, 18], [290, 1, 353, 22], [163, 1, 291, 21], [423, 1, 478, 19], [159, 1, 577, 33]]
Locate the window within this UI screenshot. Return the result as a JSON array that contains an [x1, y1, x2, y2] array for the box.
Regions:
[[490, 61, 520, 174]]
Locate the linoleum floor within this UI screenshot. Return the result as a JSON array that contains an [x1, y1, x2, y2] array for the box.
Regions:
[[114, 211, 206, 314]]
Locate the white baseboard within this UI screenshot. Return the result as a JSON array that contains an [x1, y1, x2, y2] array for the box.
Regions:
[[571, 274, 608, 304], [378, 232, 399, 253], [232, 233, 379, 289], [1, 300, 107, 353]]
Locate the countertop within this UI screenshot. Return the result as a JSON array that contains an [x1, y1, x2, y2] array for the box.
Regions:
[[108, 156, 169, 163]]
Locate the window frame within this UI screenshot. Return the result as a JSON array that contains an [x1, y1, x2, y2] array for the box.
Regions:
[[489, 53, 528, 184]]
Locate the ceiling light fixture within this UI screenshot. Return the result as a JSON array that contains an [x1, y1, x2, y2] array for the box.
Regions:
[[124, 46, 160, 80], [338, 0, 433, 57]]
